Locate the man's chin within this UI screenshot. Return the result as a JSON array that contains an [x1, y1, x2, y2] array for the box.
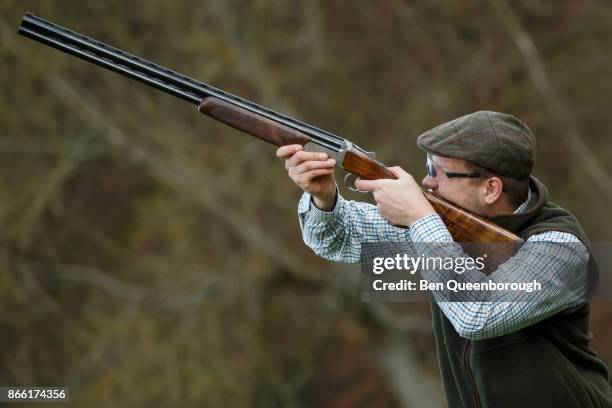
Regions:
[[465, 201, 488, 216]]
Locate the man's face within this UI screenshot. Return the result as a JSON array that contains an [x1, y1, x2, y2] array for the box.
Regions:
[[421, 155, 487, 215]]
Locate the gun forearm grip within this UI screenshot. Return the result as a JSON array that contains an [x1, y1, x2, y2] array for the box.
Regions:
[[199, 97, 311, 147]]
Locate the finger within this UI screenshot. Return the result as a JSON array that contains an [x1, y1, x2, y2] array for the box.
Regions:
[[355, 179, 382, 192], [387, 166, 411, 179], [286, 150, 329, 169], [292, 159, 336, 175], [294, 168, 335, 184], [276, 144, 303, 159]]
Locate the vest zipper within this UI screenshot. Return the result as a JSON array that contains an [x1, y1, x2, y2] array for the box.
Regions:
[[463, 341, 481, 408]]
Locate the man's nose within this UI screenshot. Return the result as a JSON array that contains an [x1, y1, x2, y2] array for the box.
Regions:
[[422, 175, 438, 191]]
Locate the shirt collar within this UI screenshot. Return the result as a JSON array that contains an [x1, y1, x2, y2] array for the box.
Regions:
[[513, 187, 532, 215]]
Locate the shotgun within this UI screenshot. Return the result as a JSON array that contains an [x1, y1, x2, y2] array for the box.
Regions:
[[18, 13, 520, 250]]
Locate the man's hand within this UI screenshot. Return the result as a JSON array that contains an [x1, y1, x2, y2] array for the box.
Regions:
[[276, 144, 337, 211], [356, 166, 435, 227]]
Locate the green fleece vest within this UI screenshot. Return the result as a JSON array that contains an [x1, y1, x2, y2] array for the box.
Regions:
[[432, 176, 612, 408]]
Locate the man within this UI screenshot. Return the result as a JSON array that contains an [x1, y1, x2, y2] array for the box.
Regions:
[[276, 111, 612, 407]]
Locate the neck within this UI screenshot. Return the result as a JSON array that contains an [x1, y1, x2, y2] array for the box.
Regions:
[[488, 188, 531, 217], [487, 200, 519, 217]]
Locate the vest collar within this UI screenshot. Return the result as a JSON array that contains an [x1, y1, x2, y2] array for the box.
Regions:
[[488, 176, 549, 233]]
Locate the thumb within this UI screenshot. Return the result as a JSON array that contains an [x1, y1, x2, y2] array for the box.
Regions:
[[276, 144, 302, 159]]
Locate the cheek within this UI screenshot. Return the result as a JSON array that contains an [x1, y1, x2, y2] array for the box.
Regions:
[[465, 190, 488, 214], [436, 181, 460, 199]]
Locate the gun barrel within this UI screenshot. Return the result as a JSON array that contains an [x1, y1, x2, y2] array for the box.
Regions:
[[18, 13, 344, 151]]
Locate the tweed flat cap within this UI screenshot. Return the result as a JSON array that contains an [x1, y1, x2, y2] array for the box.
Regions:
[[416, 111, 536, 179]]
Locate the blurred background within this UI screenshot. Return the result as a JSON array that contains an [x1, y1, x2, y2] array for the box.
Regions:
[[2, 0, 611, 406]]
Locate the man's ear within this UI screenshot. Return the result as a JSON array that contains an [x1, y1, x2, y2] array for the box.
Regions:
[[483, 177, 504, 205]]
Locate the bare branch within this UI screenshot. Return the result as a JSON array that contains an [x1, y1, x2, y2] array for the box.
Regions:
[[490, 0, 612, 206]]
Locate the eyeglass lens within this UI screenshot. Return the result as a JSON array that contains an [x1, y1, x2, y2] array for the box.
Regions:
[[426, 155, 437, 178]]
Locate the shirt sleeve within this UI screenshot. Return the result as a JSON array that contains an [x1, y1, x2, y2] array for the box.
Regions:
[[298, 190, 410, 263], [409, 214, 590, 340]]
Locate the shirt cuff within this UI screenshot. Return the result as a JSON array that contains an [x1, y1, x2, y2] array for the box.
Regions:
[[408, 213, 453, 243], [298, 189, 344, 222]]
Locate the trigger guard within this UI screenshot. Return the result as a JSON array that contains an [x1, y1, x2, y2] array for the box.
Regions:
[[344, 173, 368, 194]]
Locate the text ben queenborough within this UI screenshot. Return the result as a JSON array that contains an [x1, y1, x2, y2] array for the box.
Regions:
[[372, 254, 486, 275]]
